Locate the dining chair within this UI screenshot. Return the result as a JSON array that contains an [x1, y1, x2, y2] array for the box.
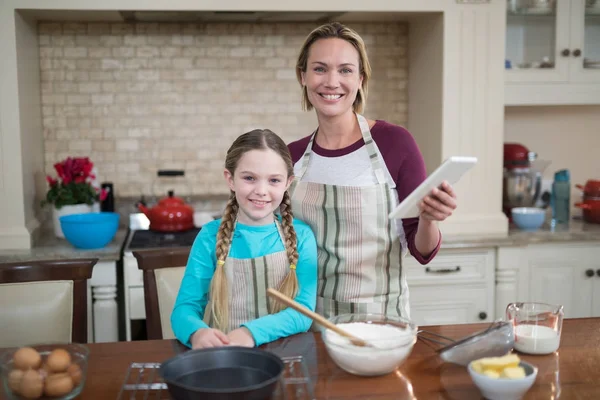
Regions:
[[133, 248, 190, 340], [0, 258, 97, 347]]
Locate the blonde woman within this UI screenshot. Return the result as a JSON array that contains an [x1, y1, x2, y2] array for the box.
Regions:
[[172, 130, 317, 349], [289, 22, 457, 320]]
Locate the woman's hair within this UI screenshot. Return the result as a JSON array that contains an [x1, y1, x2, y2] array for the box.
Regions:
[[209, 129, 300, 332], [296, 22, 372, 114]]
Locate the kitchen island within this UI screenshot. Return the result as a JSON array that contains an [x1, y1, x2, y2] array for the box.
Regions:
[[1, 318, 595, 399]]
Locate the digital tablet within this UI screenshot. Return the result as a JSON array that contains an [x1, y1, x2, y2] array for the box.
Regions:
[[388, 156, 477, 220]]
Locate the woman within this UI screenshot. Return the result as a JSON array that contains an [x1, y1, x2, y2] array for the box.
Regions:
[[288, 22, 457, 319]]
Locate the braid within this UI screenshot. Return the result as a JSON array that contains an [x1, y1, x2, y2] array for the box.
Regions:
[[271, 190, 299, 314], [279, 191, 299, 266], [209, 192, 238, 332]]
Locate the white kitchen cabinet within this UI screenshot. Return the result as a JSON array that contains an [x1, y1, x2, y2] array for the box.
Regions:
[[505, 0, 600, 105], [405, 248, 496, 327], [496, 243, 600, 319]]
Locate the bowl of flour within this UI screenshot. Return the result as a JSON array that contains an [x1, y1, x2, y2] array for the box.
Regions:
[[322, 313, 418, 376]]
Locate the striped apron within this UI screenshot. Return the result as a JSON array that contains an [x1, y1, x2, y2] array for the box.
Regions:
[[203, 221, 290, 332], [290, 113, 409, 319]]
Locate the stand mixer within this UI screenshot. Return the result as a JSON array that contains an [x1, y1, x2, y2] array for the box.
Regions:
[[503, 143, 550, 218]]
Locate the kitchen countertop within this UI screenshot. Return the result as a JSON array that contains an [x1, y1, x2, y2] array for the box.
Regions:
[[0, 227, 128, 263], [1, 218, 598, 263], [442, 219, 600, 249], [9, 318, 596, 399]]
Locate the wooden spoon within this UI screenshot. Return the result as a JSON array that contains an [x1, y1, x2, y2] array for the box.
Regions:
[[266, 288, 371, 347]]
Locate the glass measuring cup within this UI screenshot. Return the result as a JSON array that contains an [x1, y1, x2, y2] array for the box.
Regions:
[[506, 302, 564, 355]]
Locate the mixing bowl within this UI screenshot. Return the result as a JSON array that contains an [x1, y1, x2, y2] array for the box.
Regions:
[[60, 212, 119, 249], [321, 313, 417, 376], [511, 207, 545, 231]]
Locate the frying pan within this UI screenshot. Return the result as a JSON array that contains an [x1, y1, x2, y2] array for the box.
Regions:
[[159, 346, 284, 400]]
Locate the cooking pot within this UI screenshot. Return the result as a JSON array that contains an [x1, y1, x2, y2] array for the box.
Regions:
[[576, 179, 600, 197], [159, 346, 284, 400], [575, 196, 600, 224], [137, 190, 194, 232]]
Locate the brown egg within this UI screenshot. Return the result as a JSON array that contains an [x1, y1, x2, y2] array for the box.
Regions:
[[44, 372, 74, 397], [46, 348, 71, 372], [19, 369, 43, 399], [13, 347, 42, 370], [67, 363, 82, 386], [8, 368, 24, 393]]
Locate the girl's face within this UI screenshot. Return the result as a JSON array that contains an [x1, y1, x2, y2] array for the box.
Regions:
[[224, 149, 293, 226], [301, 38, 363, 119]]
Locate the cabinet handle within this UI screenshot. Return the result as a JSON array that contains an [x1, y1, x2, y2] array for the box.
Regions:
[[561, 49, 570, 57], [586, 269, 594, 278], [425, 266, 461, 274], [479, 312, 487, 320], [573, 49, 582, 57]]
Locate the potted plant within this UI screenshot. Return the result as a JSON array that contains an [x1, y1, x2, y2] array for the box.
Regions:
[[43, 157, 107, 238]]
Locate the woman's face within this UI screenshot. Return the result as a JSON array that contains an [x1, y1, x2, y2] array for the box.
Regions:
[[301, 38, 363, 119]]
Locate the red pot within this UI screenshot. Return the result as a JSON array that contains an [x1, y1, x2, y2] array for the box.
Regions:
[[137, 190, 194, 232], [575, 196, 600, 224], [575, 179, 600, 197]]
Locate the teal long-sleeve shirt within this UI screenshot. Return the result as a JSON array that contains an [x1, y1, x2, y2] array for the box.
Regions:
[[171, 217, 318, 347]]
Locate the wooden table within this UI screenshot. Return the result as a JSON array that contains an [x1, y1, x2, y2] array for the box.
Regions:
[[2, 318, 599, 399]]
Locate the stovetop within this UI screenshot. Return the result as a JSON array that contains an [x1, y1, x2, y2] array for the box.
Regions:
[[127, 228, 201, 251]]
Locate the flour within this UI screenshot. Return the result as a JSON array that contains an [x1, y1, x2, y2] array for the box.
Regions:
[[514, 324, 560, 355], [323, 322, 416, 376]]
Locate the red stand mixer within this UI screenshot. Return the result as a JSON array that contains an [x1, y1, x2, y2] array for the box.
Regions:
[[503, 143, 549, 218]]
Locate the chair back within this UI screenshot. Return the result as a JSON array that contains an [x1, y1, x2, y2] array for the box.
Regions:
[[133, 248, 190, 340], [0, 258, 96, 347]]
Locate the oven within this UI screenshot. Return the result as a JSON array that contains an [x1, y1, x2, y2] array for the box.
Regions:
[[123, 214, 202, 341]]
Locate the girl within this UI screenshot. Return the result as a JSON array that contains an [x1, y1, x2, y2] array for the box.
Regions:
[[171, 129, 317, 349], [288, 22, 457, 320]]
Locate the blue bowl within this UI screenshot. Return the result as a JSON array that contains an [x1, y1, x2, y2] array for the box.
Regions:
[[60, 212, 120, 249], [512, 207, 546, 231]]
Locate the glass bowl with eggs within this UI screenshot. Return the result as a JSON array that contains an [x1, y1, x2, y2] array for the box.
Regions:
[[320, 313, 418, 376], [0, 343, 89, 400]]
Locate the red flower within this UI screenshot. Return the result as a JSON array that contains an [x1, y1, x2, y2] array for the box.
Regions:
[[43, 156, 103, 209], [99, 188, 108, 202], [46, 176, 58, 186]]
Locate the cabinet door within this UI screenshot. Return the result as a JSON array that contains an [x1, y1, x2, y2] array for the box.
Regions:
[[594, 269, 600, 317], [505, 0, 571, 83], [409, 287, 491, 327], [526, 246, 594, 318], [568, 0, 600, 82]]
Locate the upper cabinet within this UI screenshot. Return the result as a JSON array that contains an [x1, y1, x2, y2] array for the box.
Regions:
[[505, 0, 600, 105]]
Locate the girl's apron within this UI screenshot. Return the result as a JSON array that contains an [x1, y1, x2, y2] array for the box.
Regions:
[[290, 114, 409, 319], [203, 221, 291, 331]]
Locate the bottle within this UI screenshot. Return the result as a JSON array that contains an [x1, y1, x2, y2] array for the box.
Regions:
[[551, 170, 570, 226], [100, 182, 115, 212]]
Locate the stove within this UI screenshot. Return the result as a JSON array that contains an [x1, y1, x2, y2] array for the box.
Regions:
[[128, 228, 201, 250]]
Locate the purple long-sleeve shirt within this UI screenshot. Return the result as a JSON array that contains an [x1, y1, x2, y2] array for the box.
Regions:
[[288, 120, 441, 264]]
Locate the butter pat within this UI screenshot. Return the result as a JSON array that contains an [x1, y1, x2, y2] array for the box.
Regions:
[[483, 369, 501, 379], [500, 366, 526, 379], [471, 354, 527, 380]]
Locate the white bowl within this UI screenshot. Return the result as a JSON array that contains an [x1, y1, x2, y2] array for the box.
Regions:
[[468, 360, 538, 400], [321, 313, 417, 376]]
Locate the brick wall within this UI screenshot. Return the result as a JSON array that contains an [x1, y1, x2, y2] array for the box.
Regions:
[[39, 21, 408, 197]]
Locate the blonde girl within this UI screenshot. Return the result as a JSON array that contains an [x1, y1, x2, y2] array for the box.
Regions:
[[172, 129, 318, 348]]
